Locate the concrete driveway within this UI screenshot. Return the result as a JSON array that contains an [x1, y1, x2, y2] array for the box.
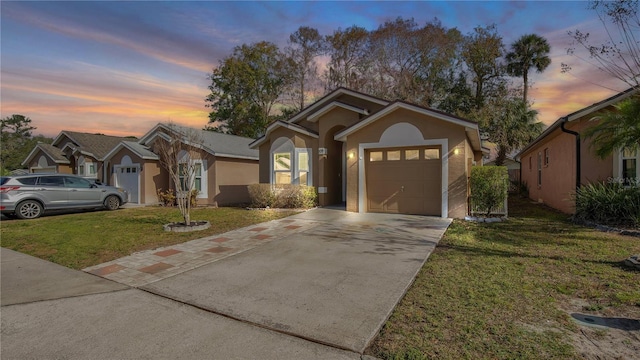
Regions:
[[1, 208, 450, 358], [143, 208, 451, 353]]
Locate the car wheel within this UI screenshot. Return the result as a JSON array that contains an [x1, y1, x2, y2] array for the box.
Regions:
[[104, 195, 121, 210], [15, 200, 43, 219]]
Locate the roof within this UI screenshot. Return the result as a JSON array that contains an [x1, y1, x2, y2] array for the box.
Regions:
[[52, 131, 132, 160], [289, 87, 389, 124], [139, 123, 259, 161], [21, 143, 70, 166], [516, 86, 639, 159], [334, 100, 482, 151], [103, 141, 160, 162], [249, 121, 319, 149]]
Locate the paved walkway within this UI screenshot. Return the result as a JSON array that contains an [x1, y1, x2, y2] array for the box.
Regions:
[[83, 216, 320, 287]]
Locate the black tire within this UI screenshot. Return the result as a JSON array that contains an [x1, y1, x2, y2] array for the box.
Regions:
[[104, 195, 121, 210], [15, 200, 43, 219]]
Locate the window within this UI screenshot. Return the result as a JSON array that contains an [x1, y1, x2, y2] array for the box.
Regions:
[[63, 176, 91, 188], [537, 152, 542, 187], [273, 152, 292, 184], [178, 160, 207, 197], [77, 156, 97, 178], [544, 148, 550, 166], [387, 150, 401, 161], [424, 148, 440, 160], [297, 150, 309, 185], [405, 150, 419, 160], [622, 148, 638, 185], [369, 151, 383, 162]]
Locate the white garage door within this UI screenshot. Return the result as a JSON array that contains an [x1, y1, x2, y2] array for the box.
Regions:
[[115, 166, 139, 203]]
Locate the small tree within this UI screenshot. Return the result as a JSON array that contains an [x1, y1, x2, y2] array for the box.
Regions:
[[470, 166, 509, 217], [154, 124, 206, 225]]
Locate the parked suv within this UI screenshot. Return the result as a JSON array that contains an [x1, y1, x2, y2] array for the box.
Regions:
[[0, 174, 129, 219]]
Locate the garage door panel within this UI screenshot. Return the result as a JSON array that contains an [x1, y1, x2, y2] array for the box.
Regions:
[[365, 147, 442, 216]]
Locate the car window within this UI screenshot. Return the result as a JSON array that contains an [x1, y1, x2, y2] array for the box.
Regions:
[[63, 176, 92, 188], [16, 177, 38, 185], [37, 176, 65, 187], [0, 177, 9, 185]]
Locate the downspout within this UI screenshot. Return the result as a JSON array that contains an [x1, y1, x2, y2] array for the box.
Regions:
[[560, 117, 581, 190]]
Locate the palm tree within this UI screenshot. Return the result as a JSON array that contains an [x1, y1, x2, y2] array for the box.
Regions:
[[506, 34, 551, 102], [583, 94, 640, 159]]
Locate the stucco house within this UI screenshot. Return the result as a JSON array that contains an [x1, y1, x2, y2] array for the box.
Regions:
[[249, 88, 484, 218], [22, 131, 131, 181], [22, 124, 259, 206], [516, 87, 639, 214]]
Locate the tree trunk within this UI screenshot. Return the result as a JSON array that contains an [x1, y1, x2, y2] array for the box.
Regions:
[[494, 146, 507, 166]]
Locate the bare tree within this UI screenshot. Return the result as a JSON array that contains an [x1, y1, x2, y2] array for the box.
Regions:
[[154, 123, 207, 225], [564, 0, 639, 88]]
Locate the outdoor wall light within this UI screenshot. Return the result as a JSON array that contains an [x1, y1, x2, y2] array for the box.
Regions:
[[454, 148, 460, 155], [348, 152, 355, 159]]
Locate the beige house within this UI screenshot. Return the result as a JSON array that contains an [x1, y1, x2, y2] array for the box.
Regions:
[[250, 88, 484, 218], [517, 87, 639, 213], [23, 124, 259, 206]]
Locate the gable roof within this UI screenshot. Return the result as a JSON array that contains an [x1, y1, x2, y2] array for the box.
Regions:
[[288, 87, 389, 124], [139, 123, 259, 161], [334, 100, 482, 151], [249, 120, 319, 149], [103, 141, 160, 162], [516, 86, 639, 158], [52, 131, 132, 160], [21, 143, 70, 166]]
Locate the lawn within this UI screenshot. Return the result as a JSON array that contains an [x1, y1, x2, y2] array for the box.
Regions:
[[367, 195, 640, 360], [0, 206, 298, 270]]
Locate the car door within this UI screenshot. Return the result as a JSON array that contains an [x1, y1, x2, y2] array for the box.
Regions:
[[63, 176, 103, 208], [35, 176, 68, 209]]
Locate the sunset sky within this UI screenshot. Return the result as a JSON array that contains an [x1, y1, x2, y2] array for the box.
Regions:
[[0, 1, 630, 139]]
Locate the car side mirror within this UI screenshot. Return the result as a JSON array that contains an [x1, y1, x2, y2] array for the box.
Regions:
[[90, 184, 98, 188]]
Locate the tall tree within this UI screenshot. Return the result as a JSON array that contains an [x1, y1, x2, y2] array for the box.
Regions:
[[286, 26, 325, 111], [324, 26, 370, 92], [461, 25, 506, 109], [506, 34, 552, 102], [583, 94, 640, 158], [0, 115, 51, 173], [473, 94, 544, 166], [206, 41, 292, 138], [564, 0, 639, 88]]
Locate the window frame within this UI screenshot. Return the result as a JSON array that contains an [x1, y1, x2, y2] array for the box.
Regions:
[[619, 148, 639, 186], [177, 159, 207, 198]]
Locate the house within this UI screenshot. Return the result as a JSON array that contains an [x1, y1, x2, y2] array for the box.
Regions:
[[22, 131, 130, 181], [249, 88, 484, 218], [516, 87, 639, 214], [22, 124, 259, 206]]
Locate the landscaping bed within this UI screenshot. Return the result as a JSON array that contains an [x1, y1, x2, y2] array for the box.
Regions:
[[0, 207, 298, 270], [367, 195, 639, 360]]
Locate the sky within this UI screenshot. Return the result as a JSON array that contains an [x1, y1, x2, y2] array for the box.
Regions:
[[0, 0, 632, 139]]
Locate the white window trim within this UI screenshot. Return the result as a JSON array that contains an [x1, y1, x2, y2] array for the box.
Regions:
[[617, 148, 640, 184], [178, 159, 208, 199], [272, 151, 293, 185], [294, 148, 312, 186]]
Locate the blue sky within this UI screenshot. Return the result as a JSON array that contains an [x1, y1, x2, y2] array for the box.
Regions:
[[0, 1, 629, 138]]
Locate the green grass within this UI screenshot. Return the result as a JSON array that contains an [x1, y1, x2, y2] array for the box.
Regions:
[[0, 207, 298, 270], [367, 195, 640, 360]]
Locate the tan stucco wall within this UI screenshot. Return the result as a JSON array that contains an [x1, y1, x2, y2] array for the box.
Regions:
[[520, 118, 613, 214], [343, 108, 471, 218], [213, 157, 259, 206]]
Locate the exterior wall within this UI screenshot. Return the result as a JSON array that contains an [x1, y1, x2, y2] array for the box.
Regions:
[[344, 108, 471, 218], [316, 107, 362, 206], [108, 147, 164, 205], [520, 118, 613, 214], [213, 157, 259, 206], [257, 126, 318, 185]]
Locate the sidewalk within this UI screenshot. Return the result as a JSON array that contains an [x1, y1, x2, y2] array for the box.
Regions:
[[83, 216, 321, 287]]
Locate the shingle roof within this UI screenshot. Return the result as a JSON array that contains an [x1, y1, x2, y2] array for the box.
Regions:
[[147, 123, 258, 160], [37, 143, 69, 163], [121, 141, 159, 160], [57, 131, 132, 160]]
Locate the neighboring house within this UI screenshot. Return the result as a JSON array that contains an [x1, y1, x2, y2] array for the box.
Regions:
[[22, 132, 129, 181], [22, 124, 259, 206], [485, 157, 521, 184], [516, 87, 639, 214], [250, 87, 484, 218]]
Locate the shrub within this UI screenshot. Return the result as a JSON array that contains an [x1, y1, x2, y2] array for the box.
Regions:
[[470, 166, 509, 216], [157, 189, 176, 207], [248, 184, 317, 209], [189, 189, 199, 208], [573, 181, 640, 227]]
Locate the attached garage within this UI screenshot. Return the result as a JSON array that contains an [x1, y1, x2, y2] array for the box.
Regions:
[[114, 164, 140, 203], [365, 146, 442, 216]]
